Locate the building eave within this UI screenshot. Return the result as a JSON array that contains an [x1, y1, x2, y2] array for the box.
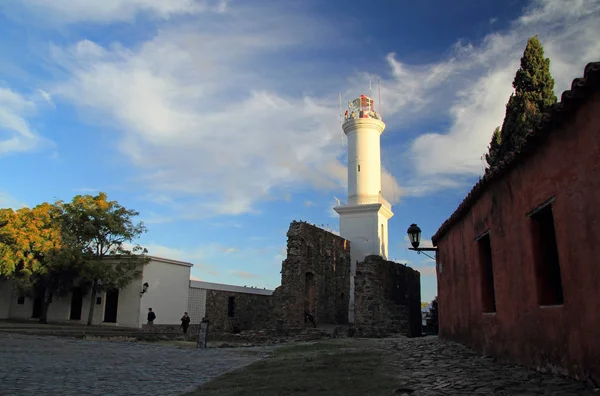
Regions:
[[146, 255, 194, 267], [189, 280, 273, 295]]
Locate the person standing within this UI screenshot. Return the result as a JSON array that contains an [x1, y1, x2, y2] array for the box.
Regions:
[[147, 308, 156, 326], [180, 312, 191, 335]]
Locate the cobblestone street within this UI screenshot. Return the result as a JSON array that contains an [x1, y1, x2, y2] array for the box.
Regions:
[[0, 333, 271, 396], [0, 333, 597, 395], [384, 336, 597, 395]]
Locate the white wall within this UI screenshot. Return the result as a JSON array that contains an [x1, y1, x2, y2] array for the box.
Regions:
[[378, 211, 390, 260], [6, 286, 72, 322], [340, 210, 379, 264], [343, 118, 385, 204], [1, 256, 192, 327], [6, 285, 105, 324], [115, 276, 143, 328], [138, 259, 191, 325]]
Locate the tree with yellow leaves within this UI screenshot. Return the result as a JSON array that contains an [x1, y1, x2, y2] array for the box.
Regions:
[[0, 203, 83, 323]]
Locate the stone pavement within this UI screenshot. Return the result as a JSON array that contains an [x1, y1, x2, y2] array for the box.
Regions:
[[0, 333, 272, 396], [383, 336, 597, 395]]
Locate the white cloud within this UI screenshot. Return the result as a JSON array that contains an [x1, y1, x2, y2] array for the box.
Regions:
[[20, 0, 595, 212], [377, 0, 600, 194], [219, 246, 238, 254], [230, 270, 259, 279], [130, 242, 221, 276], [14, 0, 228, 24], [47, 5, 402, 219], [0, 192, 28, 209], [381, 166, 402, 204], [37, 89, 54, 107], [0, 87, 47, 155]]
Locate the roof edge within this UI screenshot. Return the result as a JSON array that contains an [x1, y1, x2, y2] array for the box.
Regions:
[[189, 280, 273, 295]]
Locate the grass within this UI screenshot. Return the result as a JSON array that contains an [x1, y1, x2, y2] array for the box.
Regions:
[[187, 339, 403, 396]]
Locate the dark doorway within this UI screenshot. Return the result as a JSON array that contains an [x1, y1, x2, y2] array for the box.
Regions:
[[336, 292, 346, 324], [531, 204, 564, 305], [228, 296, 235, 317], [70, 287, 84, 320], [478, 233, 496, 313], [103, 289, 119, 323], [31, 287, 45, 319], [304, 272, 316, 315]]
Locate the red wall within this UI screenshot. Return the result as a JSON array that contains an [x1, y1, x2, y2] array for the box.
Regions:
[[435, 92, 600, 382]]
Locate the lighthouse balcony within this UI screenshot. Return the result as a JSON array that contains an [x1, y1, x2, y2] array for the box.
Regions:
[[343, 110, 382, 122], [338, 194, 392, 210]]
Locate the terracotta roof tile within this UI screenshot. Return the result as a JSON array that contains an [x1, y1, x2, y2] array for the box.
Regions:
[[432, 61, 600, 245]]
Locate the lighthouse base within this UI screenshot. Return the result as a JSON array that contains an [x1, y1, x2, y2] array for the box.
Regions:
[[334, 202, 394, 323]]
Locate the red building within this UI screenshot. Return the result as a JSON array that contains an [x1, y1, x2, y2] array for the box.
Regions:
[[432, 62, 600, 383]]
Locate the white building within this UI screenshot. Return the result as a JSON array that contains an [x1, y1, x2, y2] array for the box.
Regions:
[[0, 256, 193, 328], [334, 94, 394, 323]]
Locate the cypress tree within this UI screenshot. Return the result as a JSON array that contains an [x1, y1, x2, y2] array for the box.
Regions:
[[485, 126, 502, 168], [485, 36, 557, 170]]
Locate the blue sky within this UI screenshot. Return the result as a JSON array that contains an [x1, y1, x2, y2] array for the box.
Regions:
[[1, 0, 599, 303]]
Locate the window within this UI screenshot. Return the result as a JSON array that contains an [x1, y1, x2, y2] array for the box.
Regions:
[[530, 203, 564, 306], [227, 296, 235, 317], [17, 296, 25, 305], [96, 297, 102, 305], [478, 233, 496, 313]]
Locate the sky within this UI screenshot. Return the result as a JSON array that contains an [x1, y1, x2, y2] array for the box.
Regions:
[[1, 0, 599, 303]]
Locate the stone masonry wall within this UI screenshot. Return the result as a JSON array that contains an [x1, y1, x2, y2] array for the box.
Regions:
[[354, 255, 422, 337], [271, 221, 351, 328], [204, 289, 272, 333]]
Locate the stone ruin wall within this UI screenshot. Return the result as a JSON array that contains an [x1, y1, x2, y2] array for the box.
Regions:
[[353, 255, 422, 337], [204, 289, 273, 333], [179, 221, 421, 337], [270, 221, 351, 328]]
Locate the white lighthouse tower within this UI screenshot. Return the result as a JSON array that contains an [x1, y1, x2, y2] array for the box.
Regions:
[[334, 94, 394, 323]]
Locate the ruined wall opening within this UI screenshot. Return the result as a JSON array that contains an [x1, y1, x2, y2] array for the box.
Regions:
[[531, 204, 564, 306], [478, 233, 497, 313], [304, 272, 315, 315], [227, 296, 235, 317], [336, 292, 346, 323]]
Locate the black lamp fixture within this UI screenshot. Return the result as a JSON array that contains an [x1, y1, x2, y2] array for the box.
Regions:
[[141, 282, 149, 296], [407, 223, 437, 260]]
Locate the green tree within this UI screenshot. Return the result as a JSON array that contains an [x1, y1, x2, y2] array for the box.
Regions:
[[485, 36, 557, 170], [485, 127, 502, 168], [0, 203, 83, 323], [60, 193, 149, 325]]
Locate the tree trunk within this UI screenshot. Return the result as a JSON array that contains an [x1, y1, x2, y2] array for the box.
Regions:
[[87, 279, 98, 326], [39, 291, 53, 324]]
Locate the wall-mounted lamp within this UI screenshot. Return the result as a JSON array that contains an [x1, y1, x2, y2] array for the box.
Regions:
[[407, 223, 437, 260], [140, 282, 149, 296]]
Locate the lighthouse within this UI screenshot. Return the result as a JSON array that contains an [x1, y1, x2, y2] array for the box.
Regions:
[[334, 94, 394, 323]]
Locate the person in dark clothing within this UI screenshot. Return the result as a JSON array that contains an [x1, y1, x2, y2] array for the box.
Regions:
[[180, 312, 191, 334], [305, 311, 316, 328], [147, 308, 156, 325]]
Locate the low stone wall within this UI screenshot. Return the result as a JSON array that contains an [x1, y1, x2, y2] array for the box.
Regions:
[[354, 255, 422, 337], [204, 289, 272, 333]]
